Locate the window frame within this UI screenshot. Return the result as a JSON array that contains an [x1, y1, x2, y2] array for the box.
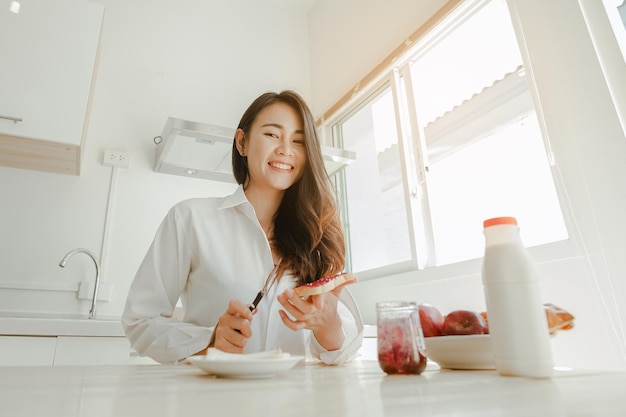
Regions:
[[329, 81, 422, 279]]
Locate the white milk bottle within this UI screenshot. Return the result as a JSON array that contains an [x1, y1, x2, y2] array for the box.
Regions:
[[481, 216, 553, 378]]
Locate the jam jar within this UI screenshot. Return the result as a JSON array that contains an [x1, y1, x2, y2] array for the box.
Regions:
[[376, 301, 427, 375]]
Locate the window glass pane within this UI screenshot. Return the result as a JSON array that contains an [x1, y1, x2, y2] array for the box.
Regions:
[[427, 113, 568, 265], [339, 88, 412, 272], [412, 0, 523, 125], [602, 0, 626, 62], [410, 0, 568, 266]]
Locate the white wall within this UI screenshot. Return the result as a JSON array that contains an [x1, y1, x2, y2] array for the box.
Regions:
[[0, 0, 311, 318], [308, 0, 626, 371], [308, 0, 450, 117]]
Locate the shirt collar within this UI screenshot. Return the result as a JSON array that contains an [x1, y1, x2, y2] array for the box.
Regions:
[[219, 184, 249, 210]]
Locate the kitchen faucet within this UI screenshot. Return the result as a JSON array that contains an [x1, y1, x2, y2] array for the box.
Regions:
[[59, 248, 101, 320]]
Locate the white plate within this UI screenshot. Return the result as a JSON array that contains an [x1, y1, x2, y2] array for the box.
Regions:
[[424, 334, 495, 370], [187, 354, 304, 379]]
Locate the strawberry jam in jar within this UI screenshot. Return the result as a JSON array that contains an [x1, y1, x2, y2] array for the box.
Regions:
[[376, 301, 427, 375]]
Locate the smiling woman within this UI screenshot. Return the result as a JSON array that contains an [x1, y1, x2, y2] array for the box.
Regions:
[[122, 90, 363, 365], [234, 101, 308, 197]]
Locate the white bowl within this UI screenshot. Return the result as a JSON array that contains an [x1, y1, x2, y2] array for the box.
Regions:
[[424, 334, 495, 370]]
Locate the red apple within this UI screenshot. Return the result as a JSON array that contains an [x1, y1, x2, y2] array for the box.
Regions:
[[418, 303, 444, 337], [442, 310, 489, 335]]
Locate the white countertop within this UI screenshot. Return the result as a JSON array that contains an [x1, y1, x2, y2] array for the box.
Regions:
[[1, 359, 625, 416]]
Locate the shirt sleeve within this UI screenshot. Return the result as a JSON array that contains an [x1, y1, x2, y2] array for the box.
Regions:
[[121, 206, 212, 364], [308, 288, 364, 365]]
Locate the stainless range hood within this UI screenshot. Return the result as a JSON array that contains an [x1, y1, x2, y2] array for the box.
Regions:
[[154, 117, 355, 182]]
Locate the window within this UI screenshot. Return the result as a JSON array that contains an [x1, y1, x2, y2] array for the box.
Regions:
[[602, 0, 626, 62], [330, 0, 568, 277]]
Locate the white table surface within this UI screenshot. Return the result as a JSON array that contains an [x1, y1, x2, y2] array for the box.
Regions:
[[1, 359, 625, 417]]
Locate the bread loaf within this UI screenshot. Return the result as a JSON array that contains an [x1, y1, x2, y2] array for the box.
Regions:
[[480, 303, 574, 335]]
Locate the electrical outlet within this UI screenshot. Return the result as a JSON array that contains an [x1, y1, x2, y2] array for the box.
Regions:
[[103, 149, 130, 168]]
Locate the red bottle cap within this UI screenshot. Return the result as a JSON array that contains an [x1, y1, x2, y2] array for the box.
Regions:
[[483, 216, 518, 228]]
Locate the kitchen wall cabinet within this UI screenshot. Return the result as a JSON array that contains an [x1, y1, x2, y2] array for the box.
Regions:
[[0, 0, 104, 175], [54, 336, 136, 366], [0, 335, 157, 366], [0, 336, 57, 366]]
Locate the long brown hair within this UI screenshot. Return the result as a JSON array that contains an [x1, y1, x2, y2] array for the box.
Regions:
[[232, 90, 345, 285]]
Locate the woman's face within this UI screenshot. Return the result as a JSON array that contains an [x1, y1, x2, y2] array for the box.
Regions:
[[237, 102, 307, 193]]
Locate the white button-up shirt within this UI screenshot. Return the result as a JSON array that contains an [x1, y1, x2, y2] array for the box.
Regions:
[[122, 185, 363, 364]]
